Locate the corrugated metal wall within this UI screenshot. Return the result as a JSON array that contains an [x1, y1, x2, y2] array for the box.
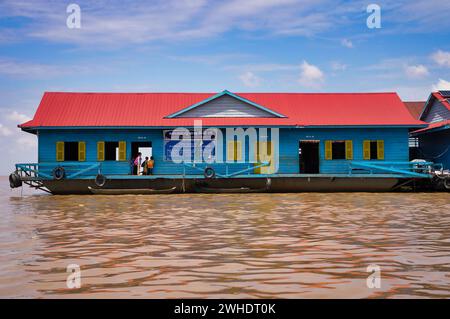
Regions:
[[38, 127, 410, 176]]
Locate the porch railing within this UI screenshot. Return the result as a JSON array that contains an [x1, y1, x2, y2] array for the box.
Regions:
[[348, 161, 440, 178], [15, 162, 102, 180], [182, 161, 270, 178]]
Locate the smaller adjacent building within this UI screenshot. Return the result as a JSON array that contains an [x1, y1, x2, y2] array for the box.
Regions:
[[410, 91, 450, 170]]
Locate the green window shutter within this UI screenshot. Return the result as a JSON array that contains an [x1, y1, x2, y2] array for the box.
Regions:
[[345, 140, 353, 160], [78, 141, 86, 161], [363, 140, 371, 160], [324, 140, 332, 160], [56, 142, 64, 161], [97, 141, 105, 161], [118, 141, 127, 161], [377, 140, 384, 160]]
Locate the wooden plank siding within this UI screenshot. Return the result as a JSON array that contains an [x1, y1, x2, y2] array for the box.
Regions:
[[278, 128, 409, 174], [37, 127, 410, 176], [175, 95, 278, 118], [423, 99, 450, 123]]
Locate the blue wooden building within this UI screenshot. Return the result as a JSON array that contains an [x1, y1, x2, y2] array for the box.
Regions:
[[11, 90, 435, 194], [410, 91, 450, 171]]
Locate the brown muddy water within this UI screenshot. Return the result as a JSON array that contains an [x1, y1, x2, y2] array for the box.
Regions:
[[0, 177, 449, 298]]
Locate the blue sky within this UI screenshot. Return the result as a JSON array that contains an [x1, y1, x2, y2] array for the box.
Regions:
[[0, 0, 450, 174]]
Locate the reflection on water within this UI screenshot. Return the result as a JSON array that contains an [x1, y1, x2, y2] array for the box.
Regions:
[[0, 177, 449, 298]]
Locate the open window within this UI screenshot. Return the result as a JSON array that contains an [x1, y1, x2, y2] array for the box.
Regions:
[[65, 142, 79, 161], [97, 141, 126, 161], [324, 140, 353, 160], [331, 141, 346, 160], [363, 140, 384, 160], [56, 141, 85, 161], [105, 142, 119, 161]]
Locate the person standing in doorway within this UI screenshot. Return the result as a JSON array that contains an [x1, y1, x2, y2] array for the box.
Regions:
[[133, 152, 142, 175], [142, 156, 149, 175], [147, 156, 154, 175]]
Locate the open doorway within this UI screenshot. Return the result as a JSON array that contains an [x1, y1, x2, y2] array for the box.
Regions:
[[299, 140, 320, 174], [131, 141, 152, 175]]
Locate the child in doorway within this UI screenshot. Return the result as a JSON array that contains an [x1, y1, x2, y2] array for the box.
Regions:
[[147, 156, 154, 175], [142, 156, 149, 175], [133, 152, 142, 175]]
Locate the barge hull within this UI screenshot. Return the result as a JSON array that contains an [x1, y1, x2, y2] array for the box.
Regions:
[[42, 176, 401, 195]]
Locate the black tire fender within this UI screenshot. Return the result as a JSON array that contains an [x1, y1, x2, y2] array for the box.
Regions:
[[52, 166, 66, 180], [95, 174, 107, 187], [9, 172, 22, 188], [204, 167, 215, 179]]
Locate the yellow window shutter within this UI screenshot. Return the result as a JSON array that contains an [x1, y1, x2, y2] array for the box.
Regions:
[[345, 140, 353, 160], [235, 140, 242, 161], [363, 140, 371, 160], [377, 140, 384, 160], [78, 141, 86, 161], [227, 141, 235, 161], [118, 141, 126, 161], [260, 141, 274, 174], [97, 141, 105, 161], [56, 142, 64, 161], [324, 140, 332, 160]]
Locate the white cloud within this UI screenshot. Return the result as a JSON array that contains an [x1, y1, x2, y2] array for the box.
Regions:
[[0, 124, 13, 136], [331, 61, 347, 71], [298, 61, 324, 88], [431, 50, 450, 67], [0, 58, 109, 78], [238, 71, 261, 88], [431, 79, 450, 91], [0, 0, 348, 46], [405, 64, 429, 78], [169, 53, 253, 65], [341, 38, 353, 48], [15, 135, 37, 151], [225, 63, 297, 72], [7, 111, 31, 123]]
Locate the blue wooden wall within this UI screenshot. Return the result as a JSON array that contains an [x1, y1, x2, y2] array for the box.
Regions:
[[37, 127, 410, 176]]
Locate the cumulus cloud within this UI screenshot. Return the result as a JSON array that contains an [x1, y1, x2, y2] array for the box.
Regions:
[[0, 124, 13, 136], [298, 61, 324, 88], [431, 50, 450, 67], [341, 38, 353, 48], [431, 79, 450, 91], [0, 110, 37, 173], [7, 111, 31, 123], [238, 71, 261, 88], [405, 64, 429, 78]]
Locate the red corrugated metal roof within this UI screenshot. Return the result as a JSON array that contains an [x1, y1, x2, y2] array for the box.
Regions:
[[19, 91, 425, 128], [412, 119, 450, 134], [403, 101, 425, 119]]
